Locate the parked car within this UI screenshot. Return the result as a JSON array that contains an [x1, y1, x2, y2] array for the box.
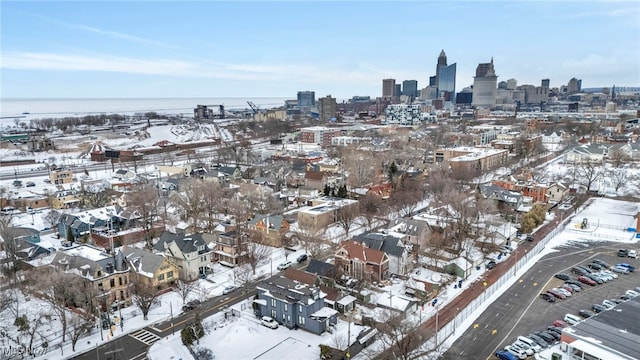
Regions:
[[592, 304, 607, 313], [554, 287, 572, 297], [527, 333, 550, 349], [534, 331, 556, 345], [504, 345, 527, 360], [612, 266, 630, 274], [12, 180, 22, 187], [595, 271, 613, 281], [578, 310, 596, 318], [586, 274, 604, 284], [222, 285, 238, 295], [547, 288, 566, 300], [526, 234, 534, 242], [296, 254, 308, 263], [588, 263, 603, 270], [260, 316, 279, 329], [578, 275, 597, 286], [495, 350, 519, 360], [540, 293, 556, 302], [546, 326, 563, 336], [592, 259, 610, 268], [602, 299, 618, 309], [552, 320, 568, 328], [571, 267, 590, 276], [182, 300, 201, 312], [617, 249, 629, 257], [600, 269, 618, 279], [25, 181, 35, 187], [543, 329, 561, 340], [616, 263, 636, 272], [554, 273, 571, 281], [564, 283, 582, 292], [565, 279, 584, 289], [517, 336, 542, 353], [486, 260, 497, 270], [576, 265, 592, 274], [628, 250, 638, 259], [625, 289, 640, 298], [510, 342, 533, 356], [277, 261, 293, 271]]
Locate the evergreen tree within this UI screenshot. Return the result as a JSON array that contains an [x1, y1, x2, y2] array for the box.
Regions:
[[323, 184, 331, 196], [388, 161, 398, 181]]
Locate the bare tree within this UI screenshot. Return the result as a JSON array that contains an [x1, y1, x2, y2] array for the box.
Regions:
[[243, 231, 272, 275], [17, 310, 51, 356], [336, 204, 358, 239], [375, 310, 431, 360], [295, 217, 327, 257], [131, 279, 160, 321], [608, 147, 629, 168], [38, 270, 84, 342], [128, 183, 160, 249], [242, 184, 282, 214], [574, 162, 603, 192], [68, 310, 96, 351], [342, 146, 377, 188], [233, 264, 253, 288], [390, 177, 424, 217], [200, 181, 224, 232], [43, 209, 60, 229], [608, 168, 629, 192], [170, 178, 206, 233], [358, 192, 382, 231], [173, 279, 198, 305]]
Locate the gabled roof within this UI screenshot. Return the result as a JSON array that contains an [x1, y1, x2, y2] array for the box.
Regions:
[[338, 240, 386, 264], [353, 232, 406, 258], [217, 166, 238, 176], [154, 231, 209, 257], [479, 184, 522, 204], [282, 267, 318, 286], [305, 171, 326, 181], [122, 246, 167, 277], [305, 259, 337, 277]]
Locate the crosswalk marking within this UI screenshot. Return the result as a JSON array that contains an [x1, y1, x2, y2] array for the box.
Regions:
[[129, 329, 161, 345]]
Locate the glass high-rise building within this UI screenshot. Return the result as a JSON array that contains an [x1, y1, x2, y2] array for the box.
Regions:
[[435, 50, 456, 103], [402, 80, 418, 98], [297, 91, 316, 107]]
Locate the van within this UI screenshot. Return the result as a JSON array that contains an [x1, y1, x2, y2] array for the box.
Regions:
[[564, 314, 581, 325], [517, 336, 542, 352]]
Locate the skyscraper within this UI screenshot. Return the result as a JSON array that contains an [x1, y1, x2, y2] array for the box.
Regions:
[[318, 95, 337, 122], [402, 80, 418, 98], [297, 91, 316, 107], [382, 79, 396, 98], [435, 50, 457, 103], [472, 58, 498, 107]]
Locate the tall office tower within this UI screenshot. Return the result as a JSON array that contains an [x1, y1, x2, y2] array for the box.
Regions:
[[297, 91, 316, 107], [429, 76, 436, 87], [541, 79, 550, 89], [402, 80, 418, 98], [435, 50, 457, 102], [395, 84, 402, 97], [506, 78, 517, 90], [472, 58, 498, 107], [318, 95, 337, 122], [567, 78, 581, 94], [382, 79, 396, 98]]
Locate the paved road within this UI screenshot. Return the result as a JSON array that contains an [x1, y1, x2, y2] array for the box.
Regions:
[[70, 286, 257, 360]]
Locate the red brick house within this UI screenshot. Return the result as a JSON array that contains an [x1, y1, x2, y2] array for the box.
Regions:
[[334, 240, 389, 282]]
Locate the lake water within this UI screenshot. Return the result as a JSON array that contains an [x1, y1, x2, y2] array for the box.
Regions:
[[0, 97, 289, 124]]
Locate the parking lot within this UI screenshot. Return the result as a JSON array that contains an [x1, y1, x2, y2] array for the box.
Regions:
[[442, 242, 639, 360]]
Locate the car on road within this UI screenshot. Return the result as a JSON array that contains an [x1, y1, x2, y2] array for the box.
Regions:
[[554, 273, 571, 281], [578, 275, 597, 286], [547, 288, 566, 299], [540, 293, 556, 302], [591, 304, 607, 313], [578, 310, 596, 318], [526, 234, 534, 242], [182, 300, 201, 312], [617, 249, 629, 257], [222, 285, 238, 295], [260, 316, 279, 329], [495, 350, 519, 360], [277, 261, 293, 271], [616, 263, 636, 272], [628, 250, 638, 259], [296, 254, 308, 263]]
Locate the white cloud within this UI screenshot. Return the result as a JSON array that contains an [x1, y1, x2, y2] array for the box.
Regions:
[[54, 20, 177, 48]]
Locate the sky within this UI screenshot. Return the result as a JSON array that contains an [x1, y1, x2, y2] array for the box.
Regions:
[[1, 1, 639, 99]]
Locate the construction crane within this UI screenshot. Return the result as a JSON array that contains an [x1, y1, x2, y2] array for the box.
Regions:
[[247, 101, 260, 120], [194, 104, 225, 121]]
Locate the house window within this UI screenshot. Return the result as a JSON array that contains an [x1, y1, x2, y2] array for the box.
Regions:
[[110, 279, 115, 287], [167, 271, 173, 279], [284, 304, 288, 312], [158, 274, 165, 281], [287, 315, 291, 322], [271, 309, 277, 318], [271, 299, 277, 307], [298, 316, 305, 325], [119, 277, 122, 286], [282, 313, 286, 321], [299, 304, 303, 313], [97, 271, 102, 277]]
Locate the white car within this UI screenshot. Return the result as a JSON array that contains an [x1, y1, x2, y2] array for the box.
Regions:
[[602, 299, 617, 309], [504, 345, 527, 359], [222, 285, 238, 295], [277, 261, 292, 271], [512, 341, 534, 356], [554, 287, 572, 297], [600, 270, 618, 279], [260, 316, 279, 329], [625, 289, 639, 298], [628, 250, 637, 259]]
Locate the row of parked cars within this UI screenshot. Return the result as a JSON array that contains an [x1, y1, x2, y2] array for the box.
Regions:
[[497, 320, 568, 359], [563, 287, 640, 325]]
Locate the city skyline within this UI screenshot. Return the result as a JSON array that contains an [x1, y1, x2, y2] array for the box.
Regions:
[[1, 1, 639, 99]]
